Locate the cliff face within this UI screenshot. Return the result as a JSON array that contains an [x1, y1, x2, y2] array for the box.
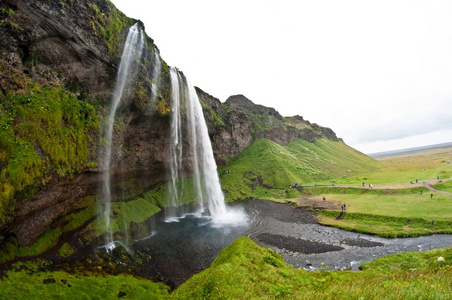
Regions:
[[0, 0, 338, 247], [198, 90, 337, 164]]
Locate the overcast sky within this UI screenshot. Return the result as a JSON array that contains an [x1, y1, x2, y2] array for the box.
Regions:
[[111, 0, 452, 154]]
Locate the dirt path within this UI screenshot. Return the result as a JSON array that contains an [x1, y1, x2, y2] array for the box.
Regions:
[[289, 178, 452, 209], [332, 178, 452, 196]]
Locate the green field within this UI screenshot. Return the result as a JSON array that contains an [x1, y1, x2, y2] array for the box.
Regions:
[[297, 146, 452, 237], [335, 147, 452, 185]]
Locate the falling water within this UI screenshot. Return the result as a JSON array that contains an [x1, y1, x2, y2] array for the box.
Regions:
[[101, 23, 144, 247], [150, 49, 162, 105], [166, 68, 244, 226], [166, 67, 184, 220]]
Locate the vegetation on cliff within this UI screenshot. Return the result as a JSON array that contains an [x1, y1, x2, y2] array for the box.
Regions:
[[0, 79, 99, 228]]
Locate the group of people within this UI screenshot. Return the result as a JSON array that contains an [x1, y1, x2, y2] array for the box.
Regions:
[[419, 189, 434, 198]]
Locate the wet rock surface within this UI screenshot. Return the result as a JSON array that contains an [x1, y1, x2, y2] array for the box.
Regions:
[[256, 233, 344, 254]]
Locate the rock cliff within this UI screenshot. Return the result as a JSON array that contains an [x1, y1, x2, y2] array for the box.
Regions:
[[0, 0, 338, 247]]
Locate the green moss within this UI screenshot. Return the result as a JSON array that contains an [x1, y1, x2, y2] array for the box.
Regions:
[[0, 229, 61, 262], [58, 243, 75, 257], [88, 1, 134, 56], [199, 98, 224, 127], [0, 262, 170, 299], [0, 82, 99, 228], [156, 98, 171, 116]]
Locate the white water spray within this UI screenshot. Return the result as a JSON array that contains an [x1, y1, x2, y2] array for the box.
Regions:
[[101, 23, 143, 246], [166, 68, 245, 226]]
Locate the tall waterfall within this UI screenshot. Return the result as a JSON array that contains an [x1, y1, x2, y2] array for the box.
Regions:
[[101, 23, 144, 246], [166, 67, 229, 223]]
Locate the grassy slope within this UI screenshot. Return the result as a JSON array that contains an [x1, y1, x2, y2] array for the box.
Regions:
[[219, 138, 380, 201], [173, 237, 452, 299]]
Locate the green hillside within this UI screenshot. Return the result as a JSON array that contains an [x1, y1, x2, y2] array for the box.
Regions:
[[219, 138, 381, 201], [173, 237, 452, 299]]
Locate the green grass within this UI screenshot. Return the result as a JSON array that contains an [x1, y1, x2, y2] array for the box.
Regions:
[[304, 186, 452, 237], [335, 147, 452, 185], [219, 138, 380, 201], [435, 180, 452, 193], [173, 237, 452, 299], [1, 237, 452, 299], [0, 261, 170, 299], [318, 210, 452, 237], [304, 187, 452, 219]]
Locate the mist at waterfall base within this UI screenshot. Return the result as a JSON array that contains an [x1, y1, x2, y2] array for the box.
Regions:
[[132, 201, 253, 286], [100, 24, 248, 252]]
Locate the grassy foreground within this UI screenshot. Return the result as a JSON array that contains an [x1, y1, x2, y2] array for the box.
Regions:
[[1, 237, 451, 299], [174, 237, 452, 299]]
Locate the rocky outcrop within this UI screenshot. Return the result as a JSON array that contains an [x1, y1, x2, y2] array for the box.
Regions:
[[225, 95, 283, 120], [0, 0, 123, 98], [198, 90, 337, 163]]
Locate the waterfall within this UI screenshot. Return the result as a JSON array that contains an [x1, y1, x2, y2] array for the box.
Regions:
[[101, 23, 144, 247], [150, 49, 162, 105], [166, 67, 184, 220], [166, 67, 231, 224]]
